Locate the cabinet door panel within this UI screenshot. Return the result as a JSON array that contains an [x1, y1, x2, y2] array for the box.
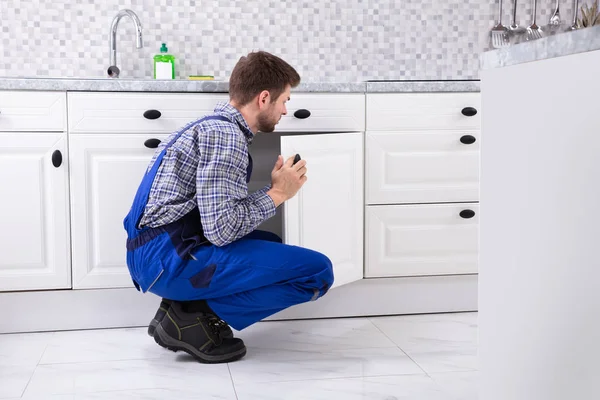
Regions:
[[281, 132, 364, 288], [366, 130, 480, 204], [366, 203, 479, 278], [0, 133, 71, 291], [69, 134, 168, 289]]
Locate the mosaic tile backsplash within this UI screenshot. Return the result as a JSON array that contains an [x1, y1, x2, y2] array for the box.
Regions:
[[0, 0, 587, 81]]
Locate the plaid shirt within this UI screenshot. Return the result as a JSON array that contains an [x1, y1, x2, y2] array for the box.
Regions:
[[139, 102, 276, 247]]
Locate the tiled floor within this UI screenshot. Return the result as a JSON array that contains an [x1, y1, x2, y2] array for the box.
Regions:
[[0, 312, 478, 399]]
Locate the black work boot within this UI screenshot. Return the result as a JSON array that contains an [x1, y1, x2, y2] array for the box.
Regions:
[[153, 301, 246, 363], [148, 299, 234, 339], [147, 298, 172, 337]]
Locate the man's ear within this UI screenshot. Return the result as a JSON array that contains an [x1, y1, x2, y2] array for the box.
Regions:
[[257, 90, 271, 110]]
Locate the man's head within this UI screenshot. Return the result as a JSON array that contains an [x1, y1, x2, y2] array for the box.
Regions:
[[229, 51, 301, 133]]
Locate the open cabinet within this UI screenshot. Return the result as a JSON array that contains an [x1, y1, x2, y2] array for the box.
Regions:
[[248, 131, 364, 290]]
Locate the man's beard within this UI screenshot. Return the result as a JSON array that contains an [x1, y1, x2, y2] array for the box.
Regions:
[[257, 111, 276, 133]]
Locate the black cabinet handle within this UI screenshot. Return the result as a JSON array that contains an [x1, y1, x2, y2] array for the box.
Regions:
[[144, 138, 161, 149], [459, 209, 476, 219], [460, 135, 476, 145], [293, 109, 311, 119], [461, 107, 477, 117], [143, 109, 162, 120], [52, 150, 62, 168]]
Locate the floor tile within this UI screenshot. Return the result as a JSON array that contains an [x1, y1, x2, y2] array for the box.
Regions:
[[20, 387, 236, 400], [430, 371, 479, 400], [234, 374, 451, 400], [407, 346, 478, 374], [236, 318, 396, 351], [0, 331, 54, 367], [22, 358, 235, 398], [39, 328, 168, 364], [229, 346, 424, 384], [0, 365, 37, 399], [369, 313, 478, 353], [3, 314, 479, 400]]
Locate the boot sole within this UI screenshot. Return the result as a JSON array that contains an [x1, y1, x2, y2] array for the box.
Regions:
[[147, 318, 159, 337], [149, 318, 234, 340], [154, 323, 246, 363]]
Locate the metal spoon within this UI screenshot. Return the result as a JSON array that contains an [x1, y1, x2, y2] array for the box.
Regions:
[[567, 0, 580, 30]]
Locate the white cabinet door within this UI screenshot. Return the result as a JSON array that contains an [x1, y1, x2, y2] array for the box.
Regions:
[[0, 133, 71, 291], [365, 203, 479, 278], [281, 132, 364, 288], [366, 130, 480, 204], [69, 134, 168, 289]]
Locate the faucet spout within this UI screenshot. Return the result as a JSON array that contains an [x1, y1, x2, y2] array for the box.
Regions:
[[108, 9, 143, 78]]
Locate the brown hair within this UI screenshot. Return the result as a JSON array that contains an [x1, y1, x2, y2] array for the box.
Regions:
[[229, 51, 301, 106]]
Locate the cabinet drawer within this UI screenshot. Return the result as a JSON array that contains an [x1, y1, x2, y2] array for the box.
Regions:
[[0, 91, 66, 131], [68, 92, 365, 134], [367, 93, 481, 131], [68, 92, 229, 133], [276, 93, 365, 132], [365, 203, 479, 278], [366, 130, 479, 204]]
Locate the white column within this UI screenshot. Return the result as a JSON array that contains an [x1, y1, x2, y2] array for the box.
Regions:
[[479, 49, 600, 400]]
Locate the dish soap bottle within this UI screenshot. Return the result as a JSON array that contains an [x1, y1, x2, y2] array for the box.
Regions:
[[153, 43, 175, 79]]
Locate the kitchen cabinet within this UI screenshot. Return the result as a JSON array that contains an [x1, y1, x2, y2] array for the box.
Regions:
[[281, 132, 364, 288], [366, 129, 480, 204], [0, 132, 71, 291], [68, 133, 169, 289], [0, 87, 479, 333], [365, 92, 481, 278], [67, 92, 229, 133], [366, 93, 481, 131], [0, 91, 66, 132], [0, 91, 70, 291], [366, 203, 479, 278], [66, 92, 365, 290]]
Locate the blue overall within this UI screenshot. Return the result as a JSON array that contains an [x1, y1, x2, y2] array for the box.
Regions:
[[123, 115, 334, 331]]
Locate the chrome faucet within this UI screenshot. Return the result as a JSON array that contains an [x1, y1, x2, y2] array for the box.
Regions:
[[107, 9, 143, 78]]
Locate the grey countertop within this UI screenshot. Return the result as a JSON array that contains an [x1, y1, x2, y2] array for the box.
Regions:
[[366, 80, 480, 92], [0, 77, 480, 93], [481, 25, 600, 70]]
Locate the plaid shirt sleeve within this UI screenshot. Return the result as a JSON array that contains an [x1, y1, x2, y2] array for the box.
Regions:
[[196, 124, 276, 247]]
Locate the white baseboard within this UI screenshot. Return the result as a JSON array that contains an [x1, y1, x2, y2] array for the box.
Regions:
[[0, 275, 478, 334]]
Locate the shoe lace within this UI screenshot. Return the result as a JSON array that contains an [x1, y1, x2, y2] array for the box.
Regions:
[[206, 315, 227, 337]]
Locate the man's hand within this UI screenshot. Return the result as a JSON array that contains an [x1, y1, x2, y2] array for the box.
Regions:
[[267, 155, 307, 207]]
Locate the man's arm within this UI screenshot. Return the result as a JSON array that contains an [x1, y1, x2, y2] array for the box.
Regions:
[[196, 127, 276, 247]]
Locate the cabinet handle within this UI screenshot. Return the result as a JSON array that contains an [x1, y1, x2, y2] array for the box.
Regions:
[[143, 109, 162, 120], [144, 138, 161, 149], [460, 135, 476, 145], [293, 109, 311, 119], [51, 150, 62, 168], [461, 107, 478, 117], [459, 209, 476, 219]]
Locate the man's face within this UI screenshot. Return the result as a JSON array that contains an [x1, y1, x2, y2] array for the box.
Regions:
[[257, 85, 291, 133]]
